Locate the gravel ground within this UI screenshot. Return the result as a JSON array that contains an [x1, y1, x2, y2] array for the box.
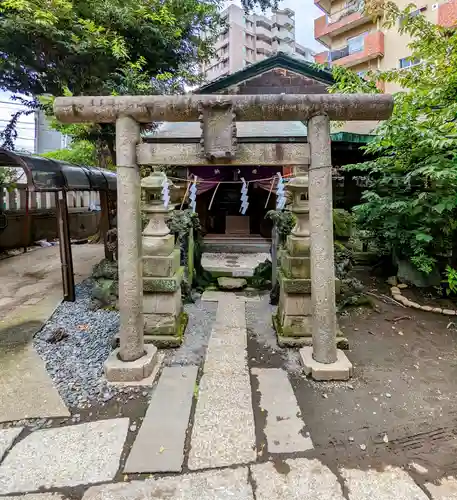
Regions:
[[34, 281, 120, 408], [34, 283, 217, 409], [165, 297, 217, 367], [245, 294, 302, 374]]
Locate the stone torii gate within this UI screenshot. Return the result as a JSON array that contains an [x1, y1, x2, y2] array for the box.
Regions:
[[54, 94, 393, 382]]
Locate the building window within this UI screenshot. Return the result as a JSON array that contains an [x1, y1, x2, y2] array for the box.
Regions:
[[245, 33, 255, 44], [399, 57, 421, 68], [246, 19, 254, 29], [347, 33, 366, 54]]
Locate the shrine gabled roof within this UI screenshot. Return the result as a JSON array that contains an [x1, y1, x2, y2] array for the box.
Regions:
[[195, 52, 334, 94]]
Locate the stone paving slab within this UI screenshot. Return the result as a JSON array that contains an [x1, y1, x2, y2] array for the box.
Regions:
[[188, 370, 256, 469], [82, 467, 253, 500], [124, 366, 198, 473], [0, 427, 23, 462], [0, 418, 128, 493], [341, 466, 428, 500], [251, 458, 345, 499], [188, 300, 255, 470], [425, 477, 457, 499], [214, 297, 246, 329], [0, 344, 70, 423], [252, 368, 314, 453]]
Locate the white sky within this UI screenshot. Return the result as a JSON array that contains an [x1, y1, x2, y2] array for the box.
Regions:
[[224, 0, 324, 51]]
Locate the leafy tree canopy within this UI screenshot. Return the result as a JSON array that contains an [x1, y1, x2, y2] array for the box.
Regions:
[[1, 0, 279, 159], [326, 1, 457, 274]]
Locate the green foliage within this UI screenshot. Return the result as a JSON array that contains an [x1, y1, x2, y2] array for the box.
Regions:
[[446, 266, 457, 295], [0, 0, 280, 157], [266, 210, 295, 245], [0, 0, 219, 97], [330, 2, 457, 273], [333, 209, 353, 240], [251, 259, 272, 289], [0, 167, 18, 186], [166, 209, 212, 294], [166, 209, 201, 241], [41, 140, 98, 166]]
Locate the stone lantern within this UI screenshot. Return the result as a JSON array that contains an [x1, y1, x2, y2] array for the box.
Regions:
[[141, 170, 185, 346], [274, 171, 313, 346], [142, 170, 175, 256]]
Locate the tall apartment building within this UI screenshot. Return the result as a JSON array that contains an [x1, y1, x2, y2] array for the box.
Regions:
[[202, 4, 315, 82], [314, 0, 457, 92]]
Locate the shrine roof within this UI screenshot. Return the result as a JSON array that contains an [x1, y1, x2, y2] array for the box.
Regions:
[[195, 52, 334, 94]]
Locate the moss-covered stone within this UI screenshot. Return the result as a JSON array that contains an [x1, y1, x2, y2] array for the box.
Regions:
[[92, 259, 118, 280], [278, 271, 341, 295], [272, 312, 349, 349], [92, 278, 118, 308], [280, 251, 311, 279], [278, 271, 312, 294], [286, 234, 311, 257], [144, 311, 188, 348], [143, 249, 180, 278], [143, 267, 184, 293]]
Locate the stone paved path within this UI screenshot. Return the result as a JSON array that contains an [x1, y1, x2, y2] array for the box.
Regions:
[[3, 292, 457, 498], [188, 296, 256, 469], [0, 244, 104, 318], [0, 244, 104, 424]]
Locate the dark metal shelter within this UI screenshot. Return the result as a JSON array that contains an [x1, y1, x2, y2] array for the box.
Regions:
[[0, 148, 117, 301]]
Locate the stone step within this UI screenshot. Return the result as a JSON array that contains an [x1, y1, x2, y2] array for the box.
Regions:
[[203, 236, 271, 254], [124, 366, 198, 473]]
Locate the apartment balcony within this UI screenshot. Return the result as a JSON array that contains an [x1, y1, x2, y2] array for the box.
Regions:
[[438, 0, 457, 27], [256, 39, 273, 53], [314, 3, 372, 48], [273, 28, 294, 42], [317, 31, 384, 68], [256, 25, 273, 40], [315, 0, 332, 15]]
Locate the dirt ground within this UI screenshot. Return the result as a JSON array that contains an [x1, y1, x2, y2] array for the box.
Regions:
[[247, 273, 457, 488]]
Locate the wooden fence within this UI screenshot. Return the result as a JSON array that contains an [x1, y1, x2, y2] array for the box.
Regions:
[[1, 185, 100, 212]]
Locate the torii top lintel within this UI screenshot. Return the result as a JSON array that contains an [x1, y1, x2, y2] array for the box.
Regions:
[[53, 94, 393, 124]]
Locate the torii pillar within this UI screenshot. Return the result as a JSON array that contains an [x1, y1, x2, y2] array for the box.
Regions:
[[298, 114, 353, 380]]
